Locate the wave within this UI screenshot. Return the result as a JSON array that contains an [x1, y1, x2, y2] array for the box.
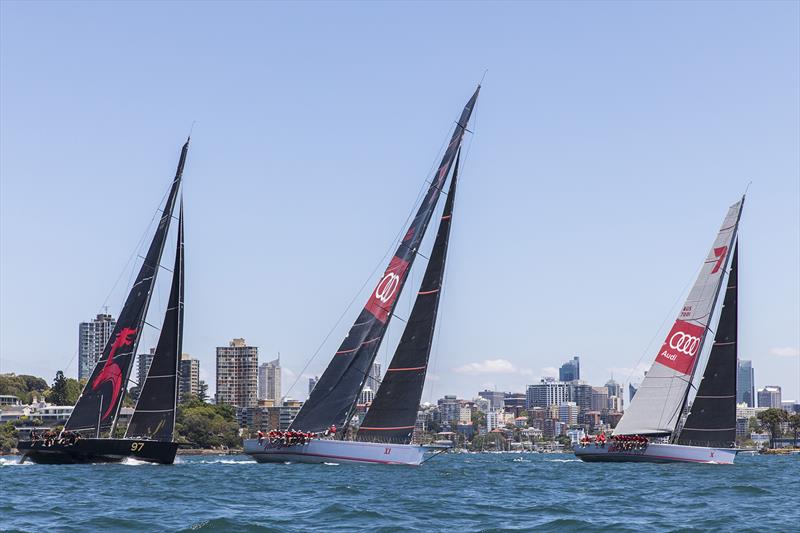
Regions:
[[544, 459, 581, 463], [193, 459, 257, 465], [323, 462, 340, 466], [0, 457, 28, 466]]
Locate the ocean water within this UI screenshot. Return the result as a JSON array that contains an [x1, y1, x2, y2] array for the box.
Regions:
[[1, 452, 797, 532]]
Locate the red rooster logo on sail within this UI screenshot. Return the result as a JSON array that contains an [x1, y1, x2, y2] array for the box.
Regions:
[[92, 327, 137, 420]]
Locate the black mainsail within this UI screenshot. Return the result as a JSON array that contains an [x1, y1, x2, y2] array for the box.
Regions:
[[289, 87, 479, 434], [357, 153, 460, 444], [677, 243, 738, 447], [126, 201, 184, 441], [65, 139, 189, 436]]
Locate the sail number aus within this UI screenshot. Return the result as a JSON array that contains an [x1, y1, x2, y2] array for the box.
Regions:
[[131, 442, 145, 452]]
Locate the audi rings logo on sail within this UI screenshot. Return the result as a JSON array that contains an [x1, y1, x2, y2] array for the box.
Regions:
[[375, 272, 401, 303], [668, 331, 700, 356]]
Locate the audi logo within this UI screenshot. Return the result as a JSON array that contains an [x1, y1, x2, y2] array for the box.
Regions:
[[375, 272, 400, 303], [669, 331, 700, 356]]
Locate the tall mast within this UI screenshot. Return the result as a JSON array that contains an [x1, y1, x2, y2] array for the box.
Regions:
[[65, 138, 189, 436], [289, 87, 480, 434], [357, 150, 461, 444], [614, 196, 743, 437], [125, 199, 184, 441]]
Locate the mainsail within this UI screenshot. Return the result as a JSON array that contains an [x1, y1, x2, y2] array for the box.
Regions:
[[290, 87, 480, 434], [357, 152, 460, 444], [614, 198, 743, 436], [65, 139, 189, 435], [126, 201, 184, 441], [677, 243, 738, 447]]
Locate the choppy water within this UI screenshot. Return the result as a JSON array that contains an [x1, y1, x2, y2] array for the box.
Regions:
[[1, 453, 798, 532]]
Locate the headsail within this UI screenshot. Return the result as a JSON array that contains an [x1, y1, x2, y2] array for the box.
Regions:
[[357, 152, 460, 444], [614, 198, 743, 436], [65, 139, 189, 435], [126, 201, 184, 441], [290, 87, 479, 434], [677, 243, 738, 447]]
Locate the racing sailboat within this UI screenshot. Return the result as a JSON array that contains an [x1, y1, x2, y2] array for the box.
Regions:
[[244, 86, 479, 465], [19, 139, 189, 465], [575, 197, 744, 464]]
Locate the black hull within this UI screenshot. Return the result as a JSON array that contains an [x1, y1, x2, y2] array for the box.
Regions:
[[18, 438, 178, 465]]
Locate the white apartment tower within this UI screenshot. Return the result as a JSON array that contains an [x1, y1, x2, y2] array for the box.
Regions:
[[258, 357, 281, 402], [78, 313, 116, 380]]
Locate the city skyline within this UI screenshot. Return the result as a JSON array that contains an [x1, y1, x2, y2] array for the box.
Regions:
[[1, 2, 798, 402]]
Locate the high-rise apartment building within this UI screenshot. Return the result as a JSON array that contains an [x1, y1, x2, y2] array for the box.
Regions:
[[757, 386, 782, 409], [526, 378, 571, 409], [216, 338, 258, 408], [179, 353, 200, 403], [737, 360, 755, 407], [559, 356, 580, 382], [137, 348, 156, 388], [591, 386, 609, 412], [559, 401, 579, 425], [365, 362, 381, 394], [308, 376, 318, 397], [478, 390, 507, 410], [78, 313, 116, 380], [258, 357, 281, 402]]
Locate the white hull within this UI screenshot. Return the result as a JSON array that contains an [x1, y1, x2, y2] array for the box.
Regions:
[[243, 438, 428, 466], [574, 442, 737, 464]]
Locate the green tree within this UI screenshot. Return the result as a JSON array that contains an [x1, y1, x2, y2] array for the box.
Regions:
[[198, 381, 209, 402], [756, 408, 788, 448], [0, 373, 48, 404], [788, 413, 800, 448], [46, 371, 68, 405], [174, 398, 239, 449]]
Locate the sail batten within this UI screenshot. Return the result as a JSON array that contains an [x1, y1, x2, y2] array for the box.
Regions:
[[614, 199, 743, 436], [65, 140, 188, 436], [356, 151, 460, 444], [289, 88, 479, 434]]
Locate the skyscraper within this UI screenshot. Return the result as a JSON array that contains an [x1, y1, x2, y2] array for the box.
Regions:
[[179, 353, 200, 403], [216, 338, 258, 408], [559, 356, 580, 382], [137, 348, 156, 389], [365, 361, 381, 394], [308, 376, 318, 397], [258, 357, 281, 402], [526, 378, 571, 409], [78, 313, 116, 380], [757, 386, 782, 408], [737, 359, 755, 407]]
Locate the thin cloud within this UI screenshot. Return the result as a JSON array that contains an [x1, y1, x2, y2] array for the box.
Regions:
[[770, 346, 800, 358], [540, 366, 558, 378], [455, 359, 530, 375]]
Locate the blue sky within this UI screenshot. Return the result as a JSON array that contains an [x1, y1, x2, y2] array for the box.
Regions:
[[1, 1, 798, 403]]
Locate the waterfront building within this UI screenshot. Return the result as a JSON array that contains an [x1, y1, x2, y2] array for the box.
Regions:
[[137, 347, 156, 389], [216, 338, 258, 408], [437, 395, 460, 425], [365, 362, 381, 394], [605, 378, 622, 399], [543, 418, 564, 438], [735, 417, 748, 439], [559, 356, 580, 382], [458, 403, 473, 425], [0, 395, 21, 406], [559, 401, 579, 425], [486, 410, 500, 432], [591, 386, 609, 412], [566, 427, 586, 445], [478, 389, 506, 410], [526, 378, 570, 409], [257, 357, 281, 402], [735, 403, 766, 420], [571, 382, 593, 413], [737, 359, 755, 407], [360, 387, 375, 405], [179, 353, 200, 403], [757, 386, 782, 408], [78, 313, 116, 380]]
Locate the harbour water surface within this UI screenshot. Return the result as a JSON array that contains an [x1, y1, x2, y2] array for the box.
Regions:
[[1, 453, 797, 532]]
